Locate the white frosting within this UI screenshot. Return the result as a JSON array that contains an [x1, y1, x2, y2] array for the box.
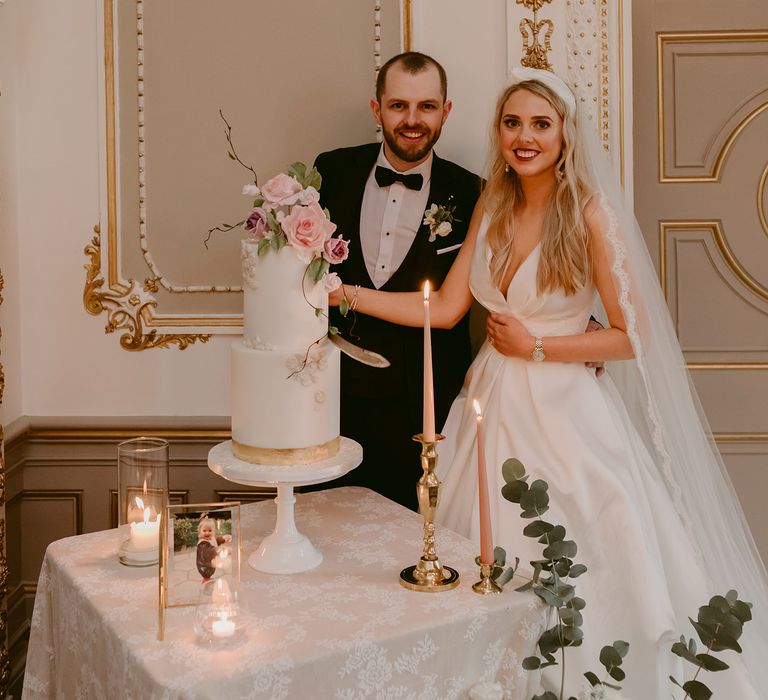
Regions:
[[231, 340, 340, 450], [241, 240, 328, 351], [232, 239, 340, 455]]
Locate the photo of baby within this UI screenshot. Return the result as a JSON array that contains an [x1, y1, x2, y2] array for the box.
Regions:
[[196, 517, 232, 582], [163, 504, 240, 607]]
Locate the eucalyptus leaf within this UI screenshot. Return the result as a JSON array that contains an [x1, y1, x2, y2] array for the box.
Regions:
[[608, 666, 626, 682], [613, 640, 630, 658], [731, 600, 753, 623], [532, 693, 559, 700], [522, 656, 541, 670], [493, 546, 507, 567], [520, 488, 549, 514], [501, 458, 527, 482], [328, 325, 340, 336], [524, 520, 554, 538], [514, 578, 534, 592], [695, 653, 730, 672], [600, 645, 622, 669], [569, 564, 588, 578], [543, 539, 577, 560], [501, 480, 527, 503], [681, 680, 713, 700], [584, 672, 600, 687], [339, 298, 350, 317], [563, 626, 584, 642], [542, 525, 566, 544], [671, 641, 699, 665], [497, 567, 517, 587]]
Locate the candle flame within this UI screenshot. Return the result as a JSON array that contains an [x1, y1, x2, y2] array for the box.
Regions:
[[423, 280, 430, 301], [143, 479, 147, 495], [472, 399, 482, 418]]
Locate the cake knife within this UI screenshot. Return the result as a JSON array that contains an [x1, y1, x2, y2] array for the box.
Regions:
[[328, 333, 390, 368]]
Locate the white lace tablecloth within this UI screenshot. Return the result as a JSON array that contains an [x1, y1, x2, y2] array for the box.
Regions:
[[22, 487, 546, 700]]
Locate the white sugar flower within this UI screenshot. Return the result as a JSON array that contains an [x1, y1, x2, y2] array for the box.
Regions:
[[242, 183, 261, 197]]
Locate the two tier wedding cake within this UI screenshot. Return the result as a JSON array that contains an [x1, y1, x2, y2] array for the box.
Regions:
[[230, 165, 349, 465]]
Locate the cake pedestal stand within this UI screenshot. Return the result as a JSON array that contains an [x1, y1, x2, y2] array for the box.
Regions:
[[208, 438, 362, 575]]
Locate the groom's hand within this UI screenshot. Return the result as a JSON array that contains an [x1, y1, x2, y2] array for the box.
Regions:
[[585, 318, 605, 377]]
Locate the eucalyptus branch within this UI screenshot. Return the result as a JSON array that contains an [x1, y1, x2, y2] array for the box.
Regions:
[[219, 109, 258, 184]]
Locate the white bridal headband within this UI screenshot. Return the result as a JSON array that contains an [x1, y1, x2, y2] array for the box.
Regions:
[[508, 66, 577, 115]]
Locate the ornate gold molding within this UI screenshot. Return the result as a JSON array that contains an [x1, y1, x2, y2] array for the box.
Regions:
[[657, 31, 768, 183], [402, 0, 412, 52], [84, 225, 211, 351], [517, 0, 555, 70], [758, 162, 768, 239], [660, 220, 768, 370], [0, 266, 7, 698]]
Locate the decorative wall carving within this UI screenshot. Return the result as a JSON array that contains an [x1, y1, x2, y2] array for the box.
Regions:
[[517, 0, 555, 70]]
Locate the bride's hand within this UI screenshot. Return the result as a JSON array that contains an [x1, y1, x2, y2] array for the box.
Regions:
[[487, 313, 533, 358]]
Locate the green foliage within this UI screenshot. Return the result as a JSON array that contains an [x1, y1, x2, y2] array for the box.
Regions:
[[288, 161, 322, 191], [669, 590, 753, 699], [307, 257, 330, 284]]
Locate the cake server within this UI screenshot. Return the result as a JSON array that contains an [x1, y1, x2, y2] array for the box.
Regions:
[[329, 333, 390, 368]]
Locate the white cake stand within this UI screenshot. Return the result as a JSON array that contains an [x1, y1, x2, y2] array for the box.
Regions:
[[208, 438, 362, 574]]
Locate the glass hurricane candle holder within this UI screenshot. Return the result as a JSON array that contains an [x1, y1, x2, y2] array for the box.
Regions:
[[117, 437, 170, 566], [195, 577, 242, 644]]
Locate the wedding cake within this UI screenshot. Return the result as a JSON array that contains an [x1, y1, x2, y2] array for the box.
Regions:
[[229, 165, 348, 466], [231, 242, 340, 464]]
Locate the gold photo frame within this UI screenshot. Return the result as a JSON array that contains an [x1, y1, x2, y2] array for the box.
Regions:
[[158, 502, 241, 640]]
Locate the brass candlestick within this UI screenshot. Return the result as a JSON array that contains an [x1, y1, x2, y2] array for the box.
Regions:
[[472, 561, 502, 595], [399, 434, 460, 592]]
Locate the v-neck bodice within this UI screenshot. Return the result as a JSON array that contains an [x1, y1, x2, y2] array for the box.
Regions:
[[469, 214, 595, 337]]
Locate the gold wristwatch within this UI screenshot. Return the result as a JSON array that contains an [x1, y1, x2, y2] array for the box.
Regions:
[[532, 337, 545, 362]]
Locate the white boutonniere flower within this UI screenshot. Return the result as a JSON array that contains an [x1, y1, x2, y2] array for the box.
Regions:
[[423, 197, 460, 243]]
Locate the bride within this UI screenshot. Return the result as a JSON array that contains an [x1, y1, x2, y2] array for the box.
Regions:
[[330, 68, 766, 698]]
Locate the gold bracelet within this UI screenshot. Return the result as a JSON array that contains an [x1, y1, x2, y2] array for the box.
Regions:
[[350, 284, 361, 311]]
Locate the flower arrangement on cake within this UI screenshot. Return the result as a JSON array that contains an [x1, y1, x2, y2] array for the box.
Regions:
[[240, 162, 349, 291]]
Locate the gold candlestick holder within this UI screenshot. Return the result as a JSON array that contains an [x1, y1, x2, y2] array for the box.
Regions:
[[472, 561, 502, 595], [399, 434, 460, 592]]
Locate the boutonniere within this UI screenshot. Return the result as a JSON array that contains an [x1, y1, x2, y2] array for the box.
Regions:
[[423, 197, 461, 243]]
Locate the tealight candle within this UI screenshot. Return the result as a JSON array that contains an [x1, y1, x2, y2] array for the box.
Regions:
[[211, 611, 235, 638]]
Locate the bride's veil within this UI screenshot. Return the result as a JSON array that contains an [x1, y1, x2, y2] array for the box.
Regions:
[[509, 66, 768, 688]]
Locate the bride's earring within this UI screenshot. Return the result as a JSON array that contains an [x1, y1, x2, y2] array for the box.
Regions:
[[504, 163, 511, 174]]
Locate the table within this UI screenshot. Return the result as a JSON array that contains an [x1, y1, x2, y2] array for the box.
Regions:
[[22, 487, 547, 699]]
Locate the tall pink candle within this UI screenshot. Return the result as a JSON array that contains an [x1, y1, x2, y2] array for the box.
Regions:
[[423, 281, 436, 442], [473, 400, 494, 565]]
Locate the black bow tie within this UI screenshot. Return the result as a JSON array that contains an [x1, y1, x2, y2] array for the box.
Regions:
[[374, 166, 423, 191]]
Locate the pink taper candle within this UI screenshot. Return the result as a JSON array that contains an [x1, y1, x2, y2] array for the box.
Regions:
[[422, 281, 436, 442], [473, 399, 494, 565]]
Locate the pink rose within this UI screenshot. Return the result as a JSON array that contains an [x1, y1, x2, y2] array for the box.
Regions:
[[323, 235, 349, 264], [322, 271, 342, 292], [243, 207, 269, 239], [281, 202, 337, 263], [260, 173, 303, 208]]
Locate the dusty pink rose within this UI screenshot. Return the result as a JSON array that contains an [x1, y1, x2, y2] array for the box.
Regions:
[[323, 236, 349, 264], [260, 173, 303, 208], [281, 202, 337, 263], [322, 271, 342, 292], [243, 207, 269, 239]]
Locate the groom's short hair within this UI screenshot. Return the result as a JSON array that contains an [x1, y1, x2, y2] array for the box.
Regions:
[[375, 52, 448, 103]]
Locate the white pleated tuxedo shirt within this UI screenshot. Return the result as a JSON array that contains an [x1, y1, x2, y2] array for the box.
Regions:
[[360, 147, 433, 288]]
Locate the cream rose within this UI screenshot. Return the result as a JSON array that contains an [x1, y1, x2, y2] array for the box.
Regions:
[[260, 173, 303, 208]]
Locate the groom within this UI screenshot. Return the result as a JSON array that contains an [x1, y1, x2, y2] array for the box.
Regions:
[[312, 52, 482, 510]]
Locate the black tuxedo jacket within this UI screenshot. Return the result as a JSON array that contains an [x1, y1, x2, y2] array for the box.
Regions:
[[314, 143, 482, 431]]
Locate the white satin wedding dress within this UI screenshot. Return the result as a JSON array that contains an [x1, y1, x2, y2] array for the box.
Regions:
[[435, 214, 760, 699]]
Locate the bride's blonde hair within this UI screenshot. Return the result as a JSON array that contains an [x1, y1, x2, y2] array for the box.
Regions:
[[483, 80, 595, 295]]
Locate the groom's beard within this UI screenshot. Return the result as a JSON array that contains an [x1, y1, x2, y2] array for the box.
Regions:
[[382, 121, 443, 165]]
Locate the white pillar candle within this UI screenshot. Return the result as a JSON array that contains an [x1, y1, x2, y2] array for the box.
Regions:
[[129, 507, 160, 550]]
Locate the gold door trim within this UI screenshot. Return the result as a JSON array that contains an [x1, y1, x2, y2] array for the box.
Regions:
[[660, 220, 768, 370], [657, 30, 768, 183]]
